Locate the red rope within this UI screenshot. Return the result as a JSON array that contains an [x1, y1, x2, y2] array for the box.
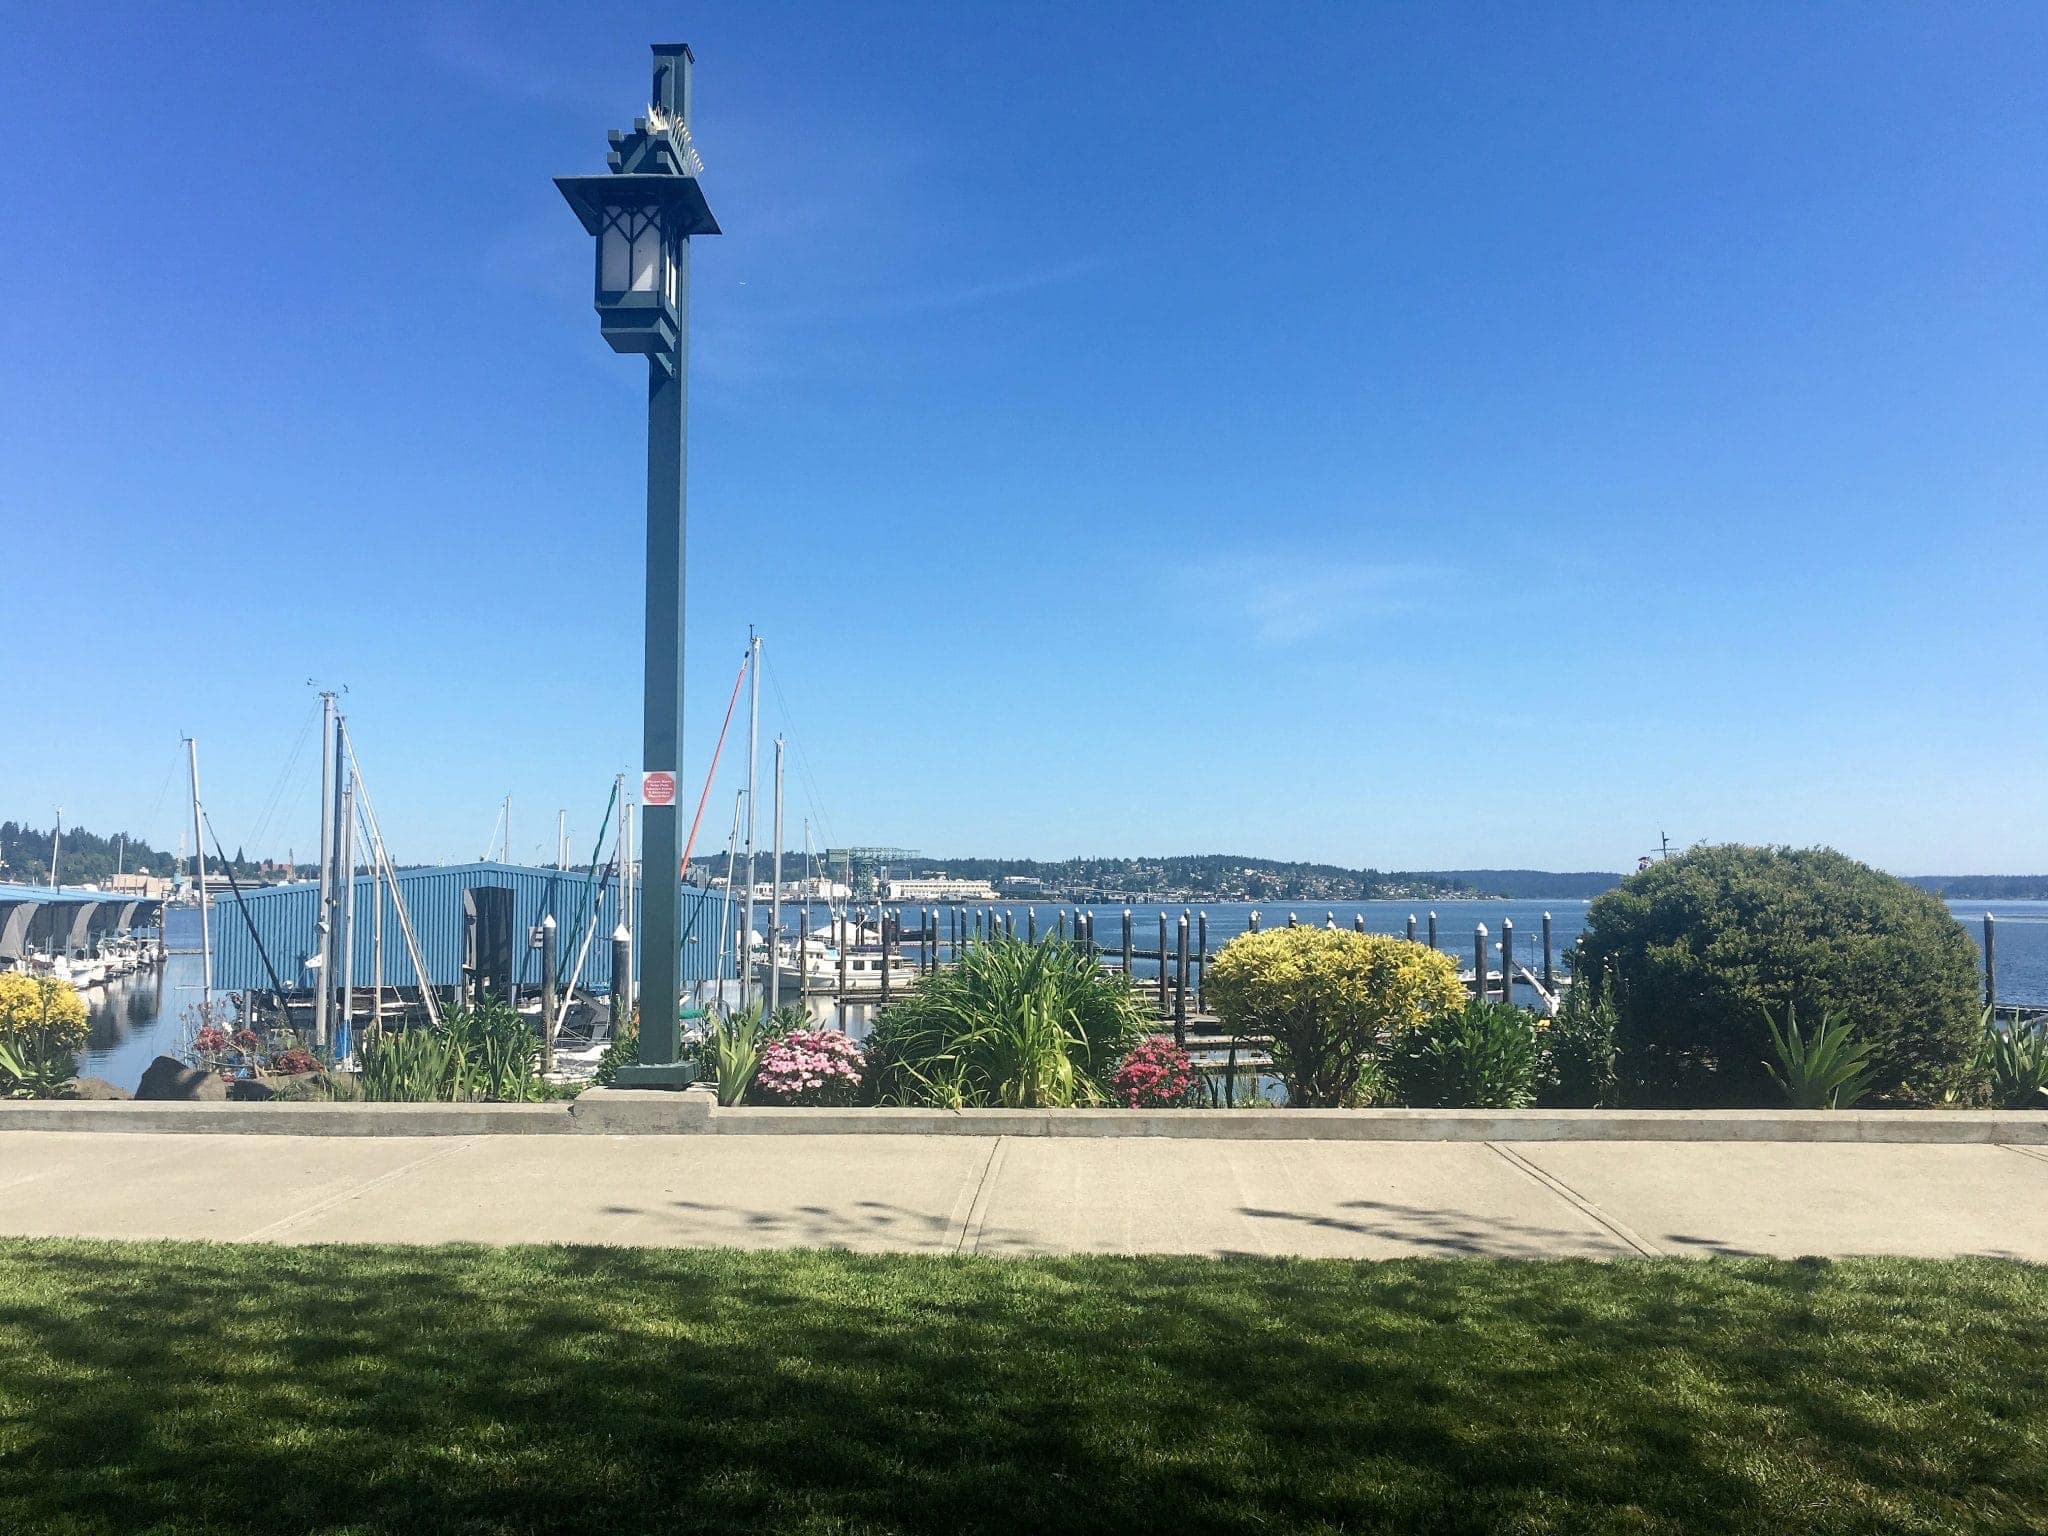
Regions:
[[677, 649, 750, 877]]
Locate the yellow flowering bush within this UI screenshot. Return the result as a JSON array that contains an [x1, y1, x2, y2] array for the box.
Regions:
[[0, 973, 88, 1098], [1206, 927, 1466, 1107], [0, 973, 89, 1045]]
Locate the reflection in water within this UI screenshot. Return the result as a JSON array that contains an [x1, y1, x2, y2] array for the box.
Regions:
[[75, 942, 210, 1094], [82, 967, 168, 1050]]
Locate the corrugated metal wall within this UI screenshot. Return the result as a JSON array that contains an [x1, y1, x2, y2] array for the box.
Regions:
[[208, 862, 734, 994]]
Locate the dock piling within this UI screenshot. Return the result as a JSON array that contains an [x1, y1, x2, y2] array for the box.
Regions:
[[1473, 924, 1488, 1001], [1542, 912, 1554, 991], [1157, 913, 1168, 1009], [1501, 919, 1514, 1004], [1174, 913, 1189, 1046], [1985, 913, 1997, 1013]]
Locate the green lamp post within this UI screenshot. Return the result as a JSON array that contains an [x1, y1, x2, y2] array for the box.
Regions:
[[557, 44, 718, 1085]]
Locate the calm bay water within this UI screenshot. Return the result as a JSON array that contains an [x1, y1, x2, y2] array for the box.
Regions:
[[76, 899, 2048, 1093]]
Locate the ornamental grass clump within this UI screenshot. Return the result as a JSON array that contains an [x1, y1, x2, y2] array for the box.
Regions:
[[357, 1001, 541, 1103], [753, 1028, 864, 1106], [1978, 1010, 2048, 1109], [0, 974, 88, 1099], [704, 1004, 768, 1106], [862, 935, 1149, 1108], [1763, 1005, 1877, 1109], [1112, 1035, 1196, 1107], [1206, 927, 1466, 1108]]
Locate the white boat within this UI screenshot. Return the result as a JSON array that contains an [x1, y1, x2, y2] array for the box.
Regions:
[[753, 921, 922, 995]]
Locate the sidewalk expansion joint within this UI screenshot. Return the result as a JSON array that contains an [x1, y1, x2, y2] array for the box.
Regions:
[[236, 1138, 480, 1242], [954, 1135, 1007, 1255], [1485, 1142, 1665, 1258], [2000, 1144, 2048, 1168]]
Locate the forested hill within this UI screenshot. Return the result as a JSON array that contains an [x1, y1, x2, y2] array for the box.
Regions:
[[0, 820, 180, 887], [0, 819, 272, 886], [1908, 876, 2048, 900], [893, 855, 1624, 902], [1412, 870, 1624, 900]]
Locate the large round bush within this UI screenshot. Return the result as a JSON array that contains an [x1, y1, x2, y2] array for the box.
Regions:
[[1577, 845, 1981, 1106], [1207, 927, 1466, 1108]]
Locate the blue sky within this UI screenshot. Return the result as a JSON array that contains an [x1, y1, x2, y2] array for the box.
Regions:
[[3, 2, 2045, 874]]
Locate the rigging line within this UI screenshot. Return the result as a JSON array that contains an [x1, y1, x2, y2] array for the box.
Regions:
[[136, 747, 182, 858], [201, 809, 290, 1006], [679, 648, 752, 881], [761, 653, 838, 852], [247, 698, 320, 854], [338, 720, 442, 1028], [551, 783, 619, 994]]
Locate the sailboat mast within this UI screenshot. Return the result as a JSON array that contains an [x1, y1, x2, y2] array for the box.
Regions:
[[613, 772, 632, 1021], [338, 762, 356, 1051], [185, 739, 211, 1014], [741, 627, 760, 1010], [769, 735, 784, 1017], [328, 710, 348, 1038], [313, 693, 336, 1049], [49, 809, 61, 888]]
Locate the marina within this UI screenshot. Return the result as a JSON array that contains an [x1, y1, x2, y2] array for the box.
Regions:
[[63, 898, 2048, 1096]]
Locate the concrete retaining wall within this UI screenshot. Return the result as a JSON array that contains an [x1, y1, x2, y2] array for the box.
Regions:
[[2, 1092, 2044, 1142]]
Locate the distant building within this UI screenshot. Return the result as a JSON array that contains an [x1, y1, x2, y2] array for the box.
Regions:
[[999, 875, 1046, 896], [886, 874, 998, 902], [108, 872, 172, 899]]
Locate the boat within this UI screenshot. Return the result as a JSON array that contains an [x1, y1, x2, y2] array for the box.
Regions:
[[755, 921, 922, 995]]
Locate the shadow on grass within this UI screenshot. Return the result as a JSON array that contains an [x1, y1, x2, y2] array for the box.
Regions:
[[0, 1242, 2044, 1534]]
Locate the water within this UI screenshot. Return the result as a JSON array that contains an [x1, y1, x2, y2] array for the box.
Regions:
[[73, 899, 2048, 1093], [74, 908, 210, 1093]]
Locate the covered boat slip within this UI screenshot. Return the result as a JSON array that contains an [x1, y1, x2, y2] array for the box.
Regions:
[[0, 883, 166, 968]]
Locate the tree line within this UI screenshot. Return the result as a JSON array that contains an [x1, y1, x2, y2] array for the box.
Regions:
[[0, 820, 269, 887]]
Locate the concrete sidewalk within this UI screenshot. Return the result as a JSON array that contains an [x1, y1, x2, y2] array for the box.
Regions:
[[1, 1131, 2044, 1260]]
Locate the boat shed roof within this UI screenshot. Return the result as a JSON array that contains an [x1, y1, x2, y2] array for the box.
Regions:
[[0, 884, 166, 961], [208, 861, 734, 994]]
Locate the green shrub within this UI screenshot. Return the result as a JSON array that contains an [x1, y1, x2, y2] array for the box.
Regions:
[[862, 936, 1149, 1108], [1763, 1006, 1876, 1109], [1539, 962, 1620, 1107], [1391, 1000, 1542, 1109], [1206, 927, 1467, 1108], [1576, 845, 1982, 1106], [592, 1009, 639, 1086]]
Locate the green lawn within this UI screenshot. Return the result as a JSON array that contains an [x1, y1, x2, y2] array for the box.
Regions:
[[0, 1243, 2044, 1534]]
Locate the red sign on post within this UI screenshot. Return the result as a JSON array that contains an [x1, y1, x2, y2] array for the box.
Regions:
[[641, 771, 677, 807]]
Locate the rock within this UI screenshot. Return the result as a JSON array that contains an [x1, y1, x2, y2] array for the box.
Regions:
[[66, 1077, 132, 1100], [227, 1079, 276, 1102], [134, 1056, 231, 1102]]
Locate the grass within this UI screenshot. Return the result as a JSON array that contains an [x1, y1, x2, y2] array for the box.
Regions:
[[0, 1243, 2045, 1534]]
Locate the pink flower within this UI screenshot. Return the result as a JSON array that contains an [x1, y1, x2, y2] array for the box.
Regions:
[[1113, 1036, 1195, 1108]]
